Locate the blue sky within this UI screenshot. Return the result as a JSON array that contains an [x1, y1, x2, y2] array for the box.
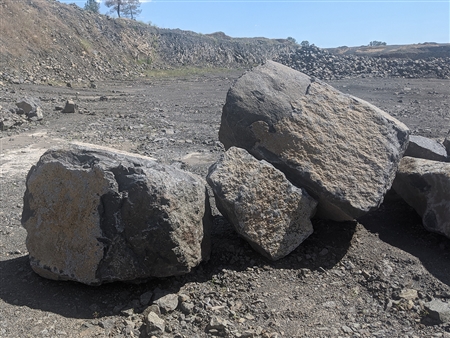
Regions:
[[59, 0, 449, 48]]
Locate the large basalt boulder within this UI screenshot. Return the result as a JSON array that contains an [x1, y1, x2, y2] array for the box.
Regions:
[[392, 156, 450, 238], [219, 60, 410, 221], [404, 135, 447, 162], [206, 146, 317, 260], [22, 145, 212, 285]]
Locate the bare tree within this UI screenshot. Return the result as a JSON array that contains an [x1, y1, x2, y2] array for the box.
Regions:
[[105, 0, 141, 19]]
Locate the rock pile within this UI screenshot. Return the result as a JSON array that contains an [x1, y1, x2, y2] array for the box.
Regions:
[[0, 97, 43, 131], [22, 144, 212, 285], [275, 45, 450, 80], [19, 61, 450, 287]]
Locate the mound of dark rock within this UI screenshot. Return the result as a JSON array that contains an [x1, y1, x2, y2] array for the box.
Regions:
[[275, 45, 450, 80]]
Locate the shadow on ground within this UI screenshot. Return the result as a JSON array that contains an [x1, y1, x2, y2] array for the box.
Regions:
[[0, 216, 356, 319], [358, 190, 450, 287]]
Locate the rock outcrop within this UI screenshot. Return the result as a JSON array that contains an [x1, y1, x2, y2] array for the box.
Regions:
[[392, 156, 450, 238], [22, 144, 212, 285], [219, 61, 410, 221], [207, 147, 317, 260]]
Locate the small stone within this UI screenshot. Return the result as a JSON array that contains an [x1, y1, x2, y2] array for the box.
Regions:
[[143, 304, 161, 317], [154, 293, 179, 313], [99, 318, 115, 329], [399, 288, 418, 301], [146, 312, 165, 335], [140, 291, 153, 306], [319, 248, 329, 256], [179, 302, 194, 315], [62, 100, 76, 113], [178, 293, 191, 303], [207, 316, 229, 331], [342, 325, 353, 333]]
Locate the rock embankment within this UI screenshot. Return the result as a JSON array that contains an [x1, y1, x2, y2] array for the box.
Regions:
[[1, 0, 449, 86], [275, 45, 450, 80]]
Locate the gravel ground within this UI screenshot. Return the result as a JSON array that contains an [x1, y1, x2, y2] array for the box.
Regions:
[[1, 70, 450, 338]]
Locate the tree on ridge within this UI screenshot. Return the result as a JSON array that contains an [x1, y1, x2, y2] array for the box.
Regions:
[[84, 0, 100, 13], [105, 0, 141, 19], [122, 0, 142, 20]]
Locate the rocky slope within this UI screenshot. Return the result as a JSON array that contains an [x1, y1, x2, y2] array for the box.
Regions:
[[1, 0, 449, 87], [327, 43, 450, 59], [0, 0, 296, 84]]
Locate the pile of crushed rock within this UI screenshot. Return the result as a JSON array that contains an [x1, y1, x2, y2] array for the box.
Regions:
[[274, 45, 450, 80]]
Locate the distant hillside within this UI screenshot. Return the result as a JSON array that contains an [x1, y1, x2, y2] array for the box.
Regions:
[[0, 0, 448, 85], [0, 0, 296, 84], [326, 43, 450, 59]]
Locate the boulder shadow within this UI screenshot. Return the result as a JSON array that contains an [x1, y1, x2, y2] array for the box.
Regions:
[[358, 190, 450, 287], [189, 215, 357, 277], [0, 255, 179, 319], [0, 216, 357, 319]]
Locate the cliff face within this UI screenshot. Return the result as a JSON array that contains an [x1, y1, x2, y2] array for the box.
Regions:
[[0, 0, 296, 83]]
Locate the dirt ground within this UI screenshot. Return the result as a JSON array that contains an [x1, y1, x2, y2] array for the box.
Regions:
[[1, 70, 450, 338]]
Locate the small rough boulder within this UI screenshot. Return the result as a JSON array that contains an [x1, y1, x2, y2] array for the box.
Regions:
[[444, 131, 450, 160], [207, 147, 317, 260], [393, 156, 450, 238], [22, 145, 212, 285], [404, 135, 447, 162], [16, 97, 43, 121], [62, 100, 77, 113], [219, 60, 410, 221]]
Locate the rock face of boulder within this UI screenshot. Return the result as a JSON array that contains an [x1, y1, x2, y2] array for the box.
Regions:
[[392, 156, 450, 238], [404, 135, 447, 162], [206, 147, 317, 260], [219, 60, 410, 221], [22, 145, 212, 285]]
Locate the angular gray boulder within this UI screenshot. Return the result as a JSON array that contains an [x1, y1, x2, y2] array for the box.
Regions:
[[219, 60, 410, 221], [22, 144, 212, 285], [393, 156, 450, 238], [444, 132, 450, 160], [206, 146, 317, 260], [404, 135, 447, 162], [62, 100, 77, 113], [16, 97, 43, 121]]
